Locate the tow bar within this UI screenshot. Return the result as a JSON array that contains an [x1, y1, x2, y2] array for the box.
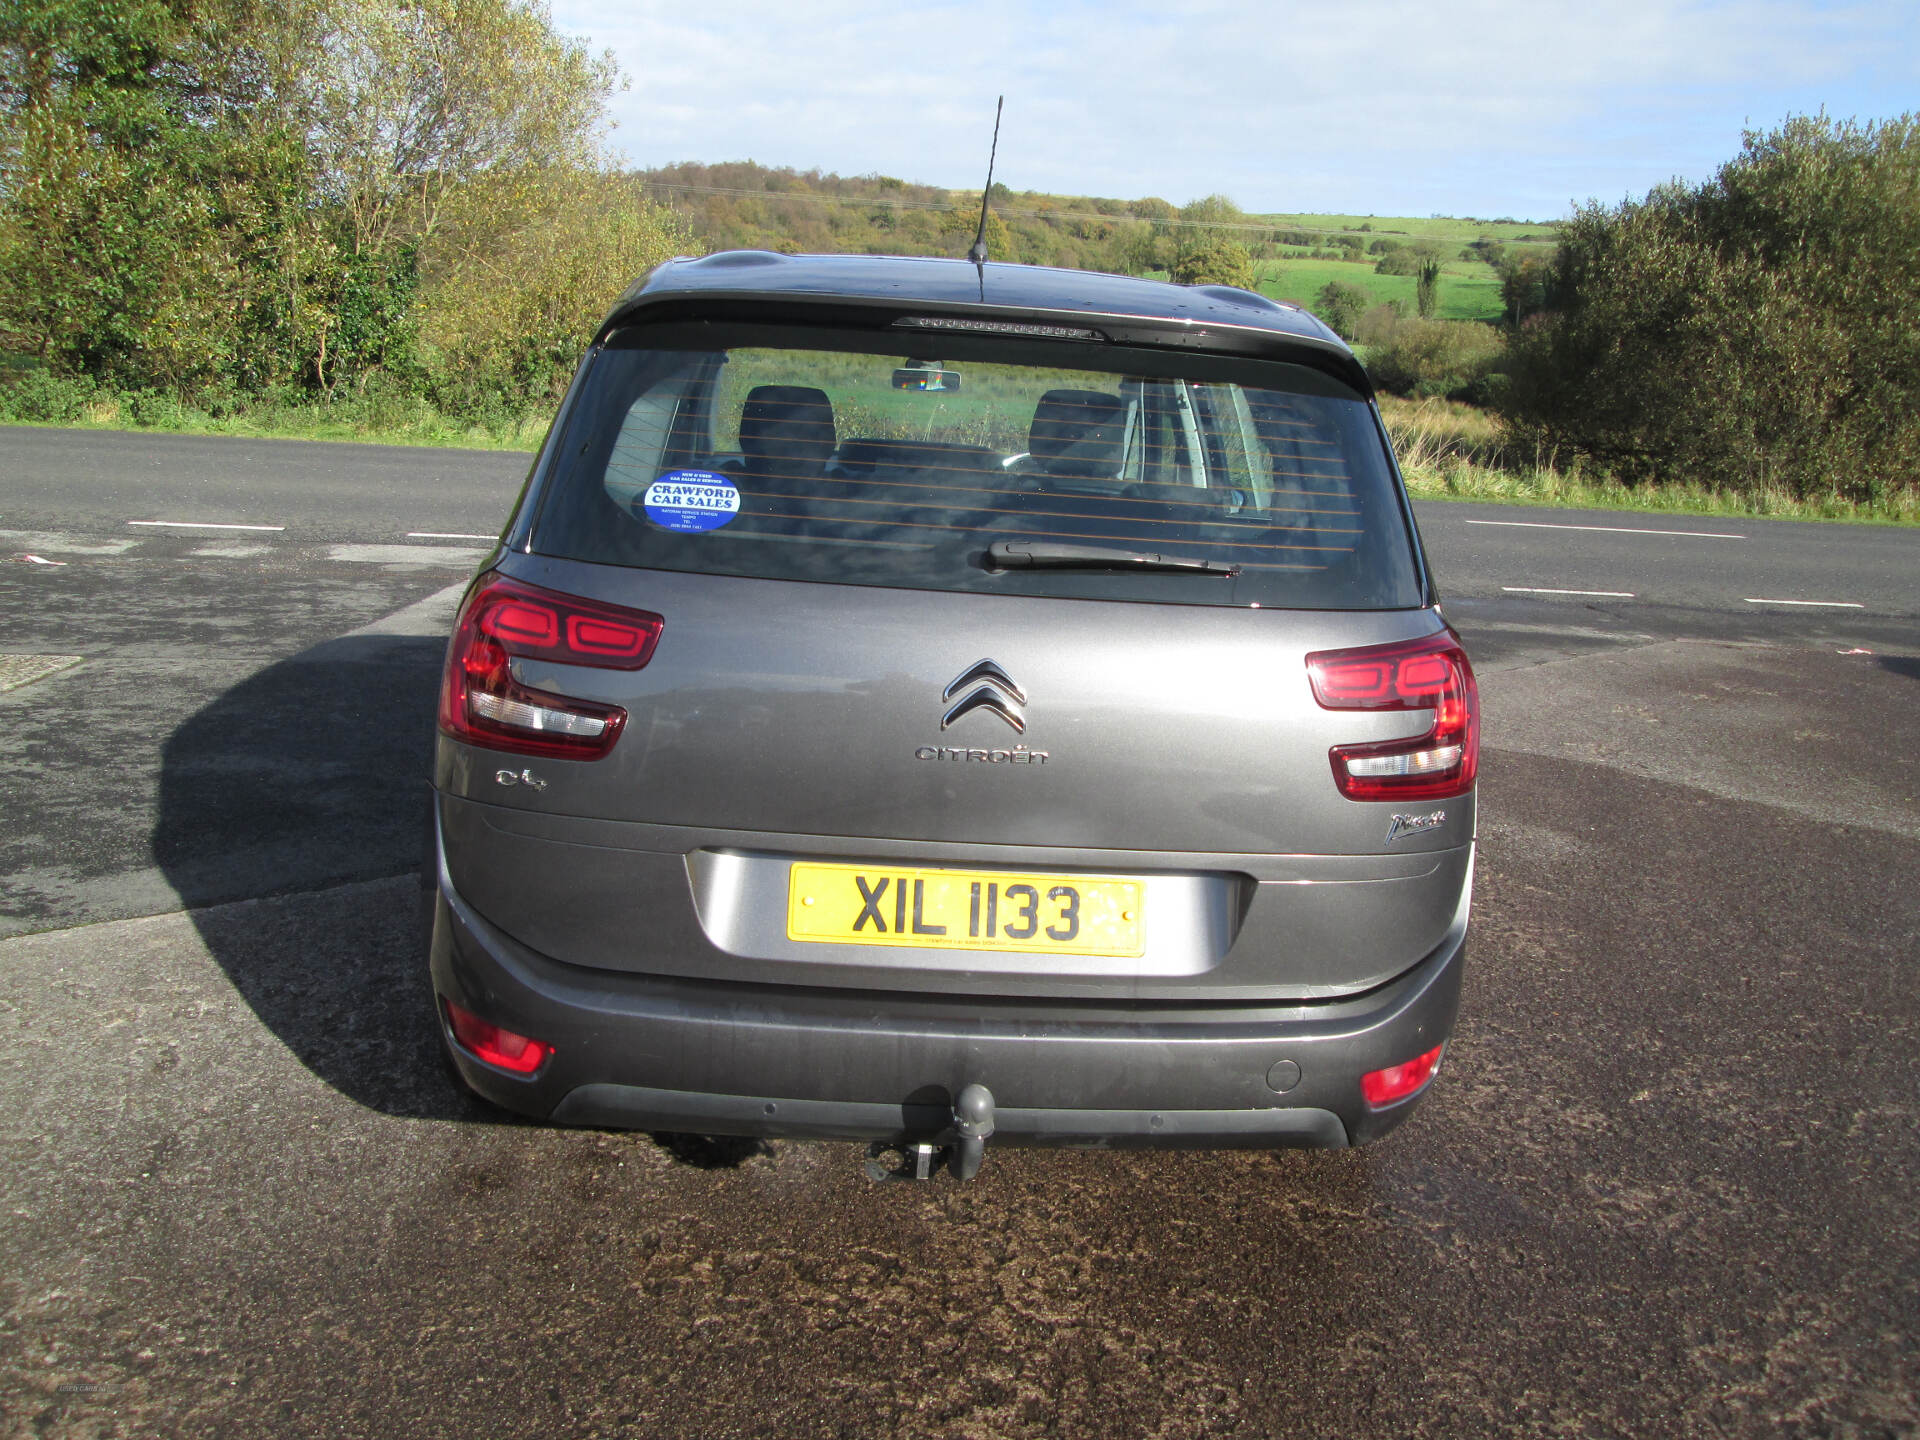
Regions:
[[864, 1084, 996, 1183]]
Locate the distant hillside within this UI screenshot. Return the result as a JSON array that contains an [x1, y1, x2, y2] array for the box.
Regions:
[[635, 161, 1167, 272], [635, 161, 1554, 325]]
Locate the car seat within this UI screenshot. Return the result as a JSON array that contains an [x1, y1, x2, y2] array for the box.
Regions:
[[1026, 389, 1128, 481], [739, 385, 837, 487]]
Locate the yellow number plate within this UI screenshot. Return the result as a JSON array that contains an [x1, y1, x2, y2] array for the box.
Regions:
[[787, 863, 1145, 957]]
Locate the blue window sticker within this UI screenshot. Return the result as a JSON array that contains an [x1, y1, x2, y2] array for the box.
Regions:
[[642, 470, 741, 533]]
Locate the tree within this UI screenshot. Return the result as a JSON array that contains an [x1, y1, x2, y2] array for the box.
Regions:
[[0, 0, 647, 403], [1179, 193, 1246, 228], [425, 168, 688, 408], [1498, 254, 1553, 328], [1314, 281, 1369, 339], [306, 0, 621, 256], [976, 207, 1012, 259], [1375, 239, 1444, 277], [1170, 237, 1255, 289], [1500, 112, 1920, 503], [1414, 257, 1442, 318], [0, 0, 325, 388]]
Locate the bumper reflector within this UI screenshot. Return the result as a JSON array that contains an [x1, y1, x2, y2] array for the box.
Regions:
[[1361, 1043, 1443, 1109], [443, 999, 554, 1077]]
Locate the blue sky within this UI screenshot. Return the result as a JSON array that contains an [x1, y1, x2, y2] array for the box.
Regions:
[[553, 1, 1919, 222]]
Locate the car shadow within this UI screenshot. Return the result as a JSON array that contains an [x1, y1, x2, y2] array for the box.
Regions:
[[1877, 654, 1920, 683], [151, 618, 821, 1156], [153, 625, 467, 1120]]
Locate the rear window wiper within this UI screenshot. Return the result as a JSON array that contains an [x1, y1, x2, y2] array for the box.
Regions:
[[987, 539, 1241, 577]]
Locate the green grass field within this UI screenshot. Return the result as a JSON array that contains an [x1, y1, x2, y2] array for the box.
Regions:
[[1252, 257, 1506, 323], [1255, 212, 1559, 251]]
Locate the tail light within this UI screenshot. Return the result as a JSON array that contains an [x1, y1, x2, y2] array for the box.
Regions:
[[443, 998, 554, 1077], [1306, 631, 1478, 801], [438, 573, 662, 760], [1361, 1043, 1444, 1109]]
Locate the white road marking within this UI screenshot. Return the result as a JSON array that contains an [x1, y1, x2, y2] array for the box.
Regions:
[[329, 543, 487, 566], [189, 544, 272, 559], [1502, 586, 1637, 598], [341, 582, 469, 637], [1, 530, 138, 555], [1436, 620, 1655, 642], [1466, 520, 1745, 540], [129, 520, 285, 532], [1744, 597, 1864, 608], [0, 653, 84, 692], [406, 531, 495, 541]]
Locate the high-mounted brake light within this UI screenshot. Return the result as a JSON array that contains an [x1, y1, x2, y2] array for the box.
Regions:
[[1361, 1044, 1444, 1109], [894, 316, 1106, 341], [438, 573, 662, 760], [443, 998, 554, 1077], [1306, 631, 1479, 801]]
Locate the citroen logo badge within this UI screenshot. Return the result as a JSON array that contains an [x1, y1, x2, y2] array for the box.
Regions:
[[941, 658, 1027, 733]]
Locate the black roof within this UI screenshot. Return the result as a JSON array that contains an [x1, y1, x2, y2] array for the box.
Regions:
[[603, 251, 1367, 391]]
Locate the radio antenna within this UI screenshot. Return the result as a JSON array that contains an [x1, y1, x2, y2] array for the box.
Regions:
[[965, 96, 1004, 267]]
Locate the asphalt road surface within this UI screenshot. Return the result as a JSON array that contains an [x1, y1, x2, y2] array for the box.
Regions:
[[2, 427, 1917, 1438]]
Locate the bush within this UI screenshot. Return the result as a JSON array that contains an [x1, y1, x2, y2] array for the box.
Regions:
[[0, 369, 96, 423], [1170, 238, 1256, 289], [1366, 318, 1507, 401], [423, 170, 693, 410], [1499, 112, 1920, 503], [1498, 255, 1554, 326], [1313, 282, 1371, 340], [1353, 302, 1407, 347], [124, 390, 192, 428]]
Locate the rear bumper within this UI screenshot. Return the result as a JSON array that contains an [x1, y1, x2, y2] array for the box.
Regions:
[[430, 853, 1467, 1150]]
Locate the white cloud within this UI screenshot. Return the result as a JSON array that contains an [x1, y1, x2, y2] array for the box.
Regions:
[[556, 0, 1918, 218]]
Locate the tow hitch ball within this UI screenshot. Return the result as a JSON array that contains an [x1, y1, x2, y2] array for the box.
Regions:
[[864, 1084, 996, 1183]]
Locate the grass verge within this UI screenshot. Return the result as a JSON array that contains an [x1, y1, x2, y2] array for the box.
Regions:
[[1, 385, 548, 453], [1380, 397, 1920, 526]]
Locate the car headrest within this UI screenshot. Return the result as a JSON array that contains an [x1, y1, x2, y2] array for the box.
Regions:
[[1028, 389, 1127, 477], [740, 385, 837, 472]]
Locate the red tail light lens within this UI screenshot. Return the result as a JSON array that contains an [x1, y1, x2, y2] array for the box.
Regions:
[[1306, 631, 1479, 801], [1361, 1043, 1444, 1109], [443, 999, 554, 1077], [438, 573, 662, 760]]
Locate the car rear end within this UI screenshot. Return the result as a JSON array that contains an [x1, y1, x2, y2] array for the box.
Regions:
[[428, 254, 1476, 1163]]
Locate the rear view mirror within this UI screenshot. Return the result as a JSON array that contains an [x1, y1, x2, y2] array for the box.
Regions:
[[891, 362, 962, 393]]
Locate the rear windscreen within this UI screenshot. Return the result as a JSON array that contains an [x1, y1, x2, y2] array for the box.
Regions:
[[530, 321, 1423, 610]]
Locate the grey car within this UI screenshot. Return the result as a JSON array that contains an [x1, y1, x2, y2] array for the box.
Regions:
[[428, 251, 1477, 1180]]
